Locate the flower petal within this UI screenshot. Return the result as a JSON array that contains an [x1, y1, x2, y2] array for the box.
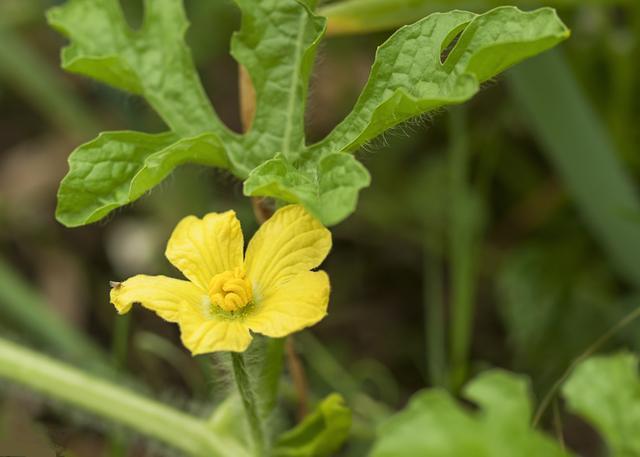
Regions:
[[109, 275, 204, 322], [244, 205, 331, 295], [165, 210, 244, 290], [245, 271, 330, 338], [178, 303, 252, 354]]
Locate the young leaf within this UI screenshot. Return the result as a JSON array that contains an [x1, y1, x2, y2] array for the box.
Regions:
[[272, 393, 352, 457], [56, 131, 227, 227], [47, 0, 227, 137], [229, 0, 326, 174], [309, 6, 570, 156], [370, 370, 572, 456], [243, 152, 371, 226], [562, 352, 640, 457]]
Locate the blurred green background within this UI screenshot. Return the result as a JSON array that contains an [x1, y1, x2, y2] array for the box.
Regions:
[[1, 0, 639, 455]]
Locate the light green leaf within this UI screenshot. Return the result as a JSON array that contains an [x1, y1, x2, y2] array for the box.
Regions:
[[371, 370, 572, 457], [562, 352, 640, 457], [272, 394, 352, 457], [243, 152, 371, 225], [46, 0, 226, 137], [56, 131, 227, 227], [230, 0, 326, 174], [48, 1, 570, 228], [310, 6, 570, 156]]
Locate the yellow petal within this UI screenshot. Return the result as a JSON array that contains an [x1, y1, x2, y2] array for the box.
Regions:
[[109, 275, 204, 323], [165, 210, 244, 290], [178, 302, 252, 354], [245, 271, 330, 338], [244, 205, 331, 295]]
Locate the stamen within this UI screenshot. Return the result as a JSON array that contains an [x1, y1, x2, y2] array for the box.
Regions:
[[208, 268, 253, 313]]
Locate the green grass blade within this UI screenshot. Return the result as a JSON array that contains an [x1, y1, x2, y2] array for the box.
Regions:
[[0, 257, 110, 371], [508, 50, 640, 289], [0, 27, 99, 137]]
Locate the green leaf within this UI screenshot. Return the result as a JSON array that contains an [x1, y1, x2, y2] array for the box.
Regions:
[[48, 1, 570, 227], [230, 0, 326, 174], [272, 393, 352, 457], [563, 352, 640, 457], [243, 152, 371, 226], [46, 0, 226, 137], [56, 131, 227, 227], [310, 6, 570, 156], [371, 370, 572, 457]]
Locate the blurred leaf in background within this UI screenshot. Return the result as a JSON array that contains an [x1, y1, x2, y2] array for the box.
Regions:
[[563, 352, 640, 457], [370, 370, 571, 456]]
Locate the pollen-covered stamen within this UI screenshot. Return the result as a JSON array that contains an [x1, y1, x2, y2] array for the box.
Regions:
[[208, 267, 253, 313]]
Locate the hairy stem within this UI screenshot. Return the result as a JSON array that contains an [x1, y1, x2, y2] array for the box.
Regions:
[[0, 337, 249, 457], [231, 352, 266, 455]]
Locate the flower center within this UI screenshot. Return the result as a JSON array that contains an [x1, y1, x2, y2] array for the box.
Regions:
[[208, 267, 253, 313]]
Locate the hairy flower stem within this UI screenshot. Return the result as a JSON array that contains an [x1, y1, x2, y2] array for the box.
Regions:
[[231, 352, 267, 455]]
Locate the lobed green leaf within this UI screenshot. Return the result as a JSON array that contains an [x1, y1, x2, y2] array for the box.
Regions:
[[562, 352, 640, 457], [310, 6, 570, 156], [229, 0, 326, 174], [370, 370, 572, 456], [49, 1, 570, 227], [47, 0, 227, 137], [56, 131, 227, 227]]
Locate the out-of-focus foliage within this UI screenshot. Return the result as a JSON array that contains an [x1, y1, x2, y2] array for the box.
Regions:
[[563, 353, 640, 457], [496, 235, 624, 387], [370, 370, 571, 456]]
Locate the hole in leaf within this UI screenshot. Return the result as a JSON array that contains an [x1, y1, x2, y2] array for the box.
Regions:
[[119, 0, 144, 30], [439, 23, 468, 65]]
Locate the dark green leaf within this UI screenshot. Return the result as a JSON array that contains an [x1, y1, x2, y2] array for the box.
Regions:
[[56, 131, 227, 227], [273, 393, 352, 457]]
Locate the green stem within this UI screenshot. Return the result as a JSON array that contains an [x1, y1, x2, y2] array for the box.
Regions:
[[258, 337, 286, 416], [0, 337, 249, 457], [532, 305, 640, 426], [231, 352, 266, 456], [447, 106, 480, 391], [425, 251, 446, 388]]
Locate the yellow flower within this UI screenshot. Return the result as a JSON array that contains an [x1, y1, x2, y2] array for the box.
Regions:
[[110, 205, 331, 354]]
